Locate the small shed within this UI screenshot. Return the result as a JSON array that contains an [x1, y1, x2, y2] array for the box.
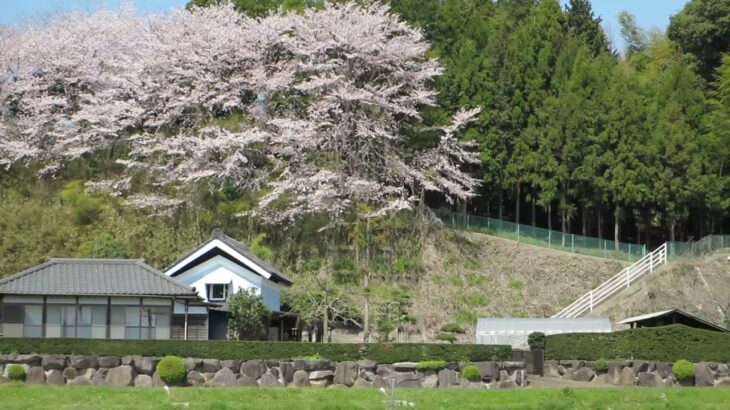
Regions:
[[475, 317, 611, 349], [616, 309, 728, 333]]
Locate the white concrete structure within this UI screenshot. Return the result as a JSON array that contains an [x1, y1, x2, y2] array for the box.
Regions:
[[475, 317, 611, 349]]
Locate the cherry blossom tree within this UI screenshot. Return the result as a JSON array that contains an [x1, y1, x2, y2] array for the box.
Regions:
[[0, 9, 150, 173], [252, 3, 481, 224], [0, 3, 480, 224]]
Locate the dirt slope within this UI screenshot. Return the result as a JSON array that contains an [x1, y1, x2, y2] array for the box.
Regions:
[[411, 229, 628, 342], [586, 251, 730, 329]]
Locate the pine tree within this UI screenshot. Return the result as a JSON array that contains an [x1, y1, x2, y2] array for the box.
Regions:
[[565, 0, 611, 56]]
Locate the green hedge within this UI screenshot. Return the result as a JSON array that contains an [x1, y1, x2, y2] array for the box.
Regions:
[[0, 338, 510, 363], [546, 325, 730, 362]]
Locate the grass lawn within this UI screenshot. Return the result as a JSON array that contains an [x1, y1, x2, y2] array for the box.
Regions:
[[1, 384, 729, 410]]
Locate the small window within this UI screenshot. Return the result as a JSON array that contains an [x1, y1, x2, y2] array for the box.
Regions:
[[207, 284, 229, 301]]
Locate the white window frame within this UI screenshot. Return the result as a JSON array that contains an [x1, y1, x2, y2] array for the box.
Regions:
[[207, 283, 229, 302]]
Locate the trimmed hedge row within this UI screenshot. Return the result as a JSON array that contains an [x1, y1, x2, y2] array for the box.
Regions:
[[546, 324, 730, 362], [0, 338, 511, 363]]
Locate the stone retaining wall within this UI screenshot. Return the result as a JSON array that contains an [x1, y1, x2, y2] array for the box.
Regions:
[[545, 360, 730, 387], [0, 354, 528, 389]]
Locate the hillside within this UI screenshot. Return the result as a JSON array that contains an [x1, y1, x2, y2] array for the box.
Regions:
[[409, 229, 627, 342], [586, 251, 730, 329]]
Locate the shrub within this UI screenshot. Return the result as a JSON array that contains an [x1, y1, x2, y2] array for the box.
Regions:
[[435, 333, 457, 343], [227, 288, 271, 341], [416, 360, 448, 371], [157, 356, 186, 386], [545, 324, 730, 362], [528, 332, 546, 350], [440, 323, 466, 334], [672, 359, 695, 381], [0, 338, 511, 363], [462, 365, 481, 381], [594, 358, 608, 373], [6, 364, 26, 381]]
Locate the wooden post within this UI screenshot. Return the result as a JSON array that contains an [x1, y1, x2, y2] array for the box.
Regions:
[[184, 300, 189, 341], [41, 296, 47, 338], [106, 297, 111, 339]]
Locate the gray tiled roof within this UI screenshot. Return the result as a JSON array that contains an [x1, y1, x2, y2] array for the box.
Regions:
[[0, 259, 199, 297], [167, 229, 293, 286]]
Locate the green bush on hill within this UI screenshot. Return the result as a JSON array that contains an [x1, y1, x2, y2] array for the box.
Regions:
[[435, 333, 457, 343], [440, 323, 466, 334], [0, 339, 510, 363], [545, 325, 730, 362]]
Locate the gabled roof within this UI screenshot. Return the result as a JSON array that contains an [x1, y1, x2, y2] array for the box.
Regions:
[[165, 230, 294, 286], [0, 258, 199, 297], [616, 308, 728, 333]]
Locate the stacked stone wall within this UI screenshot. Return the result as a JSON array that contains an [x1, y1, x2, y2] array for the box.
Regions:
[[545, 359, 730, 387], [0, 354, 528, 389]]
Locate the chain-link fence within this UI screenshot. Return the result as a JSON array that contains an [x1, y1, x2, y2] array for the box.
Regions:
[[667, 235, 730, 260], [432, 209, 646, 261]]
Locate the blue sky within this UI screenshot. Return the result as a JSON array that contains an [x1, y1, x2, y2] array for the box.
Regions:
[[0, 0, 689, 51]]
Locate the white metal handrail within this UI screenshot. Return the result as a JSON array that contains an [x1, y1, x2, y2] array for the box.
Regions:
[[552, 243, 668, 318]]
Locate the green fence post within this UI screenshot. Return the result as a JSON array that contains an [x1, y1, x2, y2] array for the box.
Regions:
[[548, 230, 551, 248], [571, 234, 574, 253], [467, 214, 470, 230], [642, 244, 646, 257], [603, 240, 607, 258], [629, 243, 631, 258], [517, 223, 520, 243]]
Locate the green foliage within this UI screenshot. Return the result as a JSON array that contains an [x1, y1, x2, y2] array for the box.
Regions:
[[545, 325, 730, 362], [454, 308, 478, 325], [565, 0, 610, 56], [527, 332, 546, 350], [60, 181, 105, 225], [6, 364, 26, 381], [672, 359, 695, 381], [465, 272, 485, 286], [226, 288, 272, 341], [594, 358, 608, 373], [435, 333, 457, 344], [249, 233, 273, 261], [458, 292, 488, 307], [668, 0, 730, 80], [508, 280, 525, 290], [78, 234, 129, 259], [395, 255, 419, 275], [0, 338, 511, 362], [373, 287, 415, 342], [461, 365, 481, 382], [416, 360, 448, 371], [440, 323, 466, 334], [156, 356, 186, 386]]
